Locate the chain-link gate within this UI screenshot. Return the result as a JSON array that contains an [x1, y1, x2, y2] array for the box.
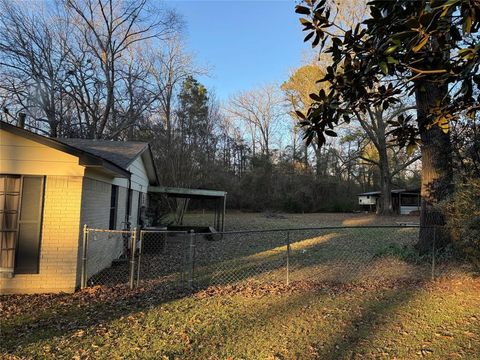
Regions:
[[81, 226, 136, 288], [81, 226, 189, 289]]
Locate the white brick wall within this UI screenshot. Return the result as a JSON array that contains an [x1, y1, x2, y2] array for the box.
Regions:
[[80, 178, 124, 280]]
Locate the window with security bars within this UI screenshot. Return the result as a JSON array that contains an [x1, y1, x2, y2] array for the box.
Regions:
[[0, 175, 44, 275]]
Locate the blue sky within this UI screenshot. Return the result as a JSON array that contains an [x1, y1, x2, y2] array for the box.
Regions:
[[167, 0, 312, 101]]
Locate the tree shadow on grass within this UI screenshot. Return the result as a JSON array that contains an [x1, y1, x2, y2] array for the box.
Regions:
[[0, 279, 189, 354], [1, 227, 453, 358], [313, 286, 420, 359], [175, 280, 428, 359]]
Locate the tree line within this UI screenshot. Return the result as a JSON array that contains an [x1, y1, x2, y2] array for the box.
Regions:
[[4, 0, 471, 217]]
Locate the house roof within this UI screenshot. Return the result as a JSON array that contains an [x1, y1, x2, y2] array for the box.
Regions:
[[358, 189, 420, 196], [0, 121, 159, 184], [0, 121, 129, 177], [57, 138, 148, 169], [358, 191, 382, 196]]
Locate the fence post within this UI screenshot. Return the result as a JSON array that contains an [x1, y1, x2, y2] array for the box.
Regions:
[[181, 233, 186, 284], [286, 231, 291, 286], [188, 230, 195, 290], [431, 226, 436, 281], [136, 227, 143, 287], [81, 224, 88, 289], [129, 227, 137, 289]]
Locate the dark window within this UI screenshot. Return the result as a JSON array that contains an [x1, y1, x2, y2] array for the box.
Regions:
[[400, 195, 420, 206], [109, 185, 118, 230], [0, 175, 45, 275], [137, 192, 143, 226], [127, 189, 133, 227], [128, 189, 133, 212]]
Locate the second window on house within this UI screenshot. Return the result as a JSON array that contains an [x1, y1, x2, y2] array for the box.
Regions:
[[109, 185, 118, 230]]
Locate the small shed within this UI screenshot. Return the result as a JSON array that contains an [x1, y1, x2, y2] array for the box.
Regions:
[[358, 189, 421, 215]]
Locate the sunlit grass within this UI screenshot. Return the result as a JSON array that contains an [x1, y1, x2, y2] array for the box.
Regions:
[[341, 215, 376, 226], [1, 213, 478, 359], [2, 277, 479, 359]]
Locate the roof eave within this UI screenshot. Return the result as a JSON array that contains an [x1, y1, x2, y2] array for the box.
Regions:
[[1, 121, 130, 178]]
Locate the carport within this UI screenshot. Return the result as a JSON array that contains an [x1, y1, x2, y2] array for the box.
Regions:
[[148, 186, 227, 231]]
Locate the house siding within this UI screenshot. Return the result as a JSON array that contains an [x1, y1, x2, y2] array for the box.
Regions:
[[112, 156, 150, 193], [0, 130, 84, 176], [0, 176, 83, 294], [79, 178, 125, 280], [130, 190, 140, 228], [116, 186, 128, 229]]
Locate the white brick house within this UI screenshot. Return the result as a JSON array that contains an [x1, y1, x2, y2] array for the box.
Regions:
[[0, 121, 158, 294]]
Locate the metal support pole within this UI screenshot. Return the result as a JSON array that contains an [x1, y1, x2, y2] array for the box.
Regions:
[[136, 227, 143, 287], [181, 233, 186, 284], [213, 202, 218, 230], [431, 226, 436, 281], [216, 200, 220, 231], [399, 192, 402, 215], [221, 194, 227, 232], [129, 227, 137, 289], [188, 230, 195, 290], [286, 231, 291, 286], [81, 224, 88, 289]]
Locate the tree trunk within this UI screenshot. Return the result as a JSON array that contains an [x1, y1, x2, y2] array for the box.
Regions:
[[415, 81, 453, 253], [377, 153, 394, 215], [376, 119, 394, 215]]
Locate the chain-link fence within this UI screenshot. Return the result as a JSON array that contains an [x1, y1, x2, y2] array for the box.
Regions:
[[136, 229, 189, 287], [81, 225, 471, 291]]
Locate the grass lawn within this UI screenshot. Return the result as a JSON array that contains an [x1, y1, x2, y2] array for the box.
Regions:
[[180, 211, 422, 231], [1, 212, 479, 359]]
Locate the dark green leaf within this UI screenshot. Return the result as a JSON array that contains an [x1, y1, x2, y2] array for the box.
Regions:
[[304, 31, 315, 42], [380, 62, 388, 75], [295, 6, 311, 15], [295, 110, 307, 120]]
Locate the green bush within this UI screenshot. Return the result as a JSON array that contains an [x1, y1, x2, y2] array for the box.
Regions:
[[374, 243, 426, 264], [443, 178, 480, 268]]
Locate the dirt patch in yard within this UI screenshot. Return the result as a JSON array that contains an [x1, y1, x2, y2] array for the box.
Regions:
[[181, 211, 420, 231]]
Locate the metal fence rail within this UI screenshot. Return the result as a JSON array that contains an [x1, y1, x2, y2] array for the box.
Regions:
[[81, 225, 465, 291]]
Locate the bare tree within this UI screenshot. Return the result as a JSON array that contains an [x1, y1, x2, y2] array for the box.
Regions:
[[227, 85, 285, 158], [63, 0, 179, 138], [0, 0, 71, 136], [0, 0, 181, 139], [353, 105, 420, 214], [143, 36, 204, 146]]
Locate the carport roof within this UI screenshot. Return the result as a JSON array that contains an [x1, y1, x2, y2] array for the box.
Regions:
[[148, 186, 227, 199]]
